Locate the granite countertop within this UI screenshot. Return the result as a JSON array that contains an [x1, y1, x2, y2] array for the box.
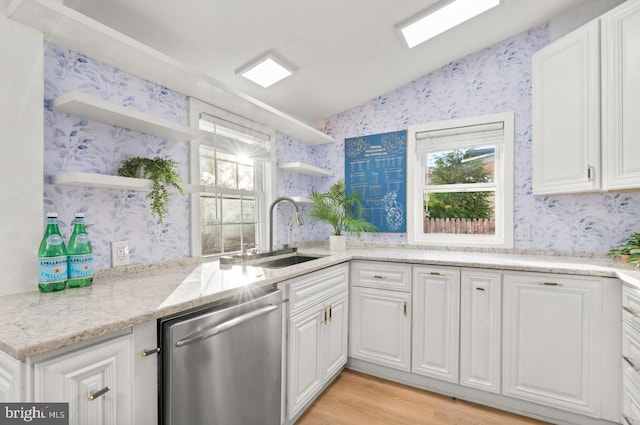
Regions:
[[1, 247, 639, 361]]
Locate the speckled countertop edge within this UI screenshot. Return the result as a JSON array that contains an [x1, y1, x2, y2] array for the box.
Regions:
[[1, 247, 639, 361]]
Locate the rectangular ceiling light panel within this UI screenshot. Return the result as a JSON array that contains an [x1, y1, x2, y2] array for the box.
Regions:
[[237, 54, 294, 88], [399, 0, 500, 48]]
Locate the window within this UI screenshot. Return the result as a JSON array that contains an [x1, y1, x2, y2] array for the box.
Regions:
[[407, 112, 514, 248], [189, 99, 274, 257]]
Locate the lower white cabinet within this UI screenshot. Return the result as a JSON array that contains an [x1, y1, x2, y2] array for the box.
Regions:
[[33, 334, 133, 425], [502, 272, 602, 417], [412, 266, 460, 383], [287, 264, 348, 421], [349, 261, 412, 372], [0, 350, 23, 401], [349, 286, 411, 371], [460, 269, 501, 393]]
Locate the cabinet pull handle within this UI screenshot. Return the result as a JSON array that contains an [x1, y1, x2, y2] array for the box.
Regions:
[[624, 355, 640, 371], [372, 275, 387, 279], [323, 307, 328, 324], [329, 305, 332, 322], [141, 347, 160, 358], [476, 287, 486, 291], [88, 385, 112, 401], [403, 301, 408, 317], [429, 272, 442, 276], [538, 282, 562, 287], [623, 306, 640, 317], [587, 166, 594, 181]]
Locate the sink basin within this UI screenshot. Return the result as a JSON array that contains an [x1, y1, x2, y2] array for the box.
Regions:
[[256, 254, 321, 269]]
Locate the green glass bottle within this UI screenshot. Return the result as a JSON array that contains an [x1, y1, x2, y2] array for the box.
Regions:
[[67, 213, 93, 288], [38, 212, 67, 293]]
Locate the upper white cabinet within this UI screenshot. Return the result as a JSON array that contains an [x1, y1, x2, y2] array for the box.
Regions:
[[502, 272, 602, 417], [533, 0, 640, 194], [412, 266, 460, 383], [532, 20, 600, 195], [601, 0, 640, 190]]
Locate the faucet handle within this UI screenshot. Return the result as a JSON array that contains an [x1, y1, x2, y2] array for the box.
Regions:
[[242, 242, 258, 254]]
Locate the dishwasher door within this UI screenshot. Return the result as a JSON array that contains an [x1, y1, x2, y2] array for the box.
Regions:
[[161, 288, 282, 425]]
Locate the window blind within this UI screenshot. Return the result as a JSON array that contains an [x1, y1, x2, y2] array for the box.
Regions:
[[415, 121, 504, 153]]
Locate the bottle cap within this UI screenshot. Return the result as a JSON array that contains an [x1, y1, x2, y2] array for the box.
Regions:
[[46, 212, 58, 218], [74, 213, 85, 218]]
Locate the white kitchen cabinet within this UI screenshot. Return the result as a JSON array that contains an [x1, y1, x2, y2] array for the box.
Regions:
[[33, 334, 133, 425], [412, 266, 460, 383], [132, 321, 159, 425], [287, 264, 348, 421], [0, 350, 24, 401], [460, 269, 501, 393], [349, 286, 411, 371], [349, 261, 412, 372], [502, 272, 601, 417], [532, 19, 600, 195], [601, 0, 640, 190]]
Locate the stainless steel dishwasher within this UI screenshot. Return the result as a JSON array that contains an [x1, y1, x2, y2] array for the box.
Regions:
[[160, 287, 282, 425]]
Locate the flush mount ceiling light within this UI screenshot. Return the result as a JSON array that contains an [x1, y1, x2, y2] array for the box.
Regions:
[[236, 52, 296, 88], [397, 0, 500, 48]]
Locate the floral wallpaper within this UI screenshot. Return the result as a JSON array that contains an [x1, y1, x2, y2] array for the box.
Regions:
[[43, 43, 190, 269], [281, 23, 640, 254]]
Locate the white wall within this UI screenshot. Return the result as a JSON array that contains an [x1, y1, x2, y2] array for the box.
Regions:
[[0, 14, 43, 295]]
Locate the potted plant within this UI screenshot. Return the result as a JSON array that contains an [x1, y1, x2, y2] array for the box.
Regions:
[[308, 179, 375, 250], [118, 157, 184, 224], [608, 232, 640, 266]]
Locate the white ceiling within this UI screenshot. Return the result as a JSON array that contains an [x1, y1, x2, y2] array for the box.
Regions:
[[63, 0, 617, 125]]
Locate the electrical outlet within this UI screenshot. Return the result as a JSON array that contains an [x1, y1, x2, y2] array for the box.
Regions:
[[517, 224, 532, 241], [111, 241, 130, 267]]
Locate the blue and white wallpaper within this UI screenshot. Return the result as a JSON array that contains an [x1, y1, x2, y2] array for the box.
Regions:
[[43, 43, 190, 269], [281, 23, 640, 254]]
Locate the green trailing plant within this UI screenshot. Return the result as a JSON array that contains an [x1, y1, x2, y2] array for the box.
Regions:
[[118, 157, 184, 224], [608, 232, 640, 266], [308, 179, 376, 237]]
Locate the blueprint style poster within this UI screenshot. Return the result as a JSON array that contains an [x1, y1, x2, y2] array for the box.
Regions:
[[345, 130, 407, 233]]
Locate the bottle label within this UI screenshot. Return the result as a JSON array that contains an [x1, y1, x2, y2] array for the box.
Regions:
[[46, 235, 64, 245], [38, 256, 67, 283], [68, 254, 93, 278], [76, 234, 90, 244]]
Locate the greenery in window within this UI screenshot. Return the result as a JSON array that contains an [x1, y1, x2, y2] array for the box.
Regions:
[[426, 150, 493, 219]]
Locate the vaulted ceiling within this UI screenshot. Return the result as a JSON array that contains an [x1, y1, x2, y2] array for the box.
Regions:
[[64, 0, 620, 124]]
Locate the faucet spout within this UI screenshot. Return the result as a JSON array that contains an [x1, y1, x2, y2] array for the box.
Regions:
[[269, 197, 304, 252]]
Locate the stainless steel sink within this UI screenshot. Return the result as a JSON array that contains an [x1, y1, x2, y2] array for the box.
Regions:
[[256, 254, 321, 269]]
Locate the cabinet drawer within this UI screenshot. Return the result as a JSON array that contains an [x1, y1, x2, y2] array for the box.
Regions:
[[289, 264, 348, 316], [623, 286, 640, 333], [350, 261, 411, 292]]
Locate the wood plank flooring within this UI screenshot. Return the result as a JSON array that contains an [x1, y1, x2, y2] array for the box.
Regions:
[[296, 369, 550, 425]]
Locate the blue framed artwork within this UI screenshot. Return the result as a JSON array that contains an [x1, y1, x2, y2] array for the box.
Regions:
[[345, 130, 407, 233]]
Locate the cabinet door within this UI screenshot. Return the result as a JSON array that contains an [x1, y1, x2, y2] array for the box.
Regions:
[[602, 0, 640, 190], [288, 306, 323, 420], [132, 321, 158, 425], [0, 351, 23, 402], [532, 20, 600, 195], [502, 273, 601, 417], [349, 286, 411, 371], [322, 292, 348, 380], [460, 270, 501, 393], [412, 266, 460, 383], [33, 334, 133, 425]]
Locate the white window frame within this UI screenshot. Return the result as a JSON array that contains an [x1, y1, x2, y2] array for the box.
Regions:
[[407, 112, 514, 248], [188, 98, 275, 257]]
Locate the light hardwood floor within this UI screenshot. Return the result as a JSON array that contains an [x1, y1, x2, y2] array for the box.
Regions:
[[296, 369, 550, 425]]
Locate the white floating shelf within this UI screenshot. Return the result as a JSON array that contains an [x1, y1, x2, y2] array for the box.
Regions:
[[51, 91, 198, 142], [7, 0, 334, 145], [52, 172, 195, 192], [278, 162, 332, 177]]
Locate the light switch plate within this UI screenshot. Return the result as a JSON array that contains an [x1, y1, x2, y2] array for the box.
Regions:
[[111, 241, 130, 267]]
